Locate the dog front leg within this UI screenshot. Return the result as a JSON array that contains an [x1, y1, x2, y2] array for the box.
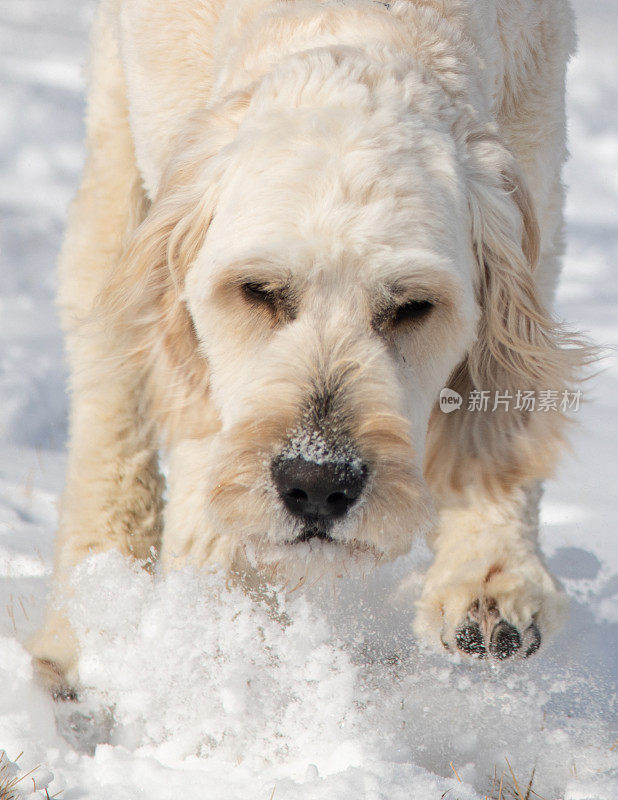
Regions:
[[413, 483, 566, 659], [28, 335, 164, 695], [28, 1, 165, 693], [160, 438, 238, 573]]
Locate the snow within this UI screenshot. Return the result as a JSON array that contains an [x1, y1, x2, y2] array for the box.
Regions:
[[0, 1, 616, 798], [277, 426, 364, 468]]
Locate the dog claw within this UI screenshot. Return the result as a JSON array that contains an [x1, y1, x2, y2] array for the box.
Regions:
[[33, 657, 79, 702], [488, 620, 521, 660], [455, 619, 486, 657], [522, 621, 542, 658], [52, 684, 79, 703]]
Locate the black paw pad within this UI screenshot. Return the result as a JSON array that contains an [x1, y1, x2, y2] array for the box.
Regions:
[[455, 620, 486, 657], [52, 684, 79, 703], [522, 622, 542, 658], [489, 620, 521, 660]]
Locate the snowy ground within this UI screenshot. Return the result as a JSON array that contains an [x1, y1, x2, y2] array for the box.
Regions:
[[0, 1, 616, 798]]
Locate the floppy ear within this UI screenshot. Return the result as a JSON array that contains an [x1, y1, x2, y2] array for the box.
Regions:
[[97, 99, 247, 441], [425, 131, 592, 498]]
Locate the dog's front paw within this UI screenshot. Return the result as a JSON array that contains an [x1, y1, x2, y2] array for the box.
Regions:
[[27, 609, 80, 700], [451, 597, 541, 659], [414, 557, 567, 660], [32, 656, 80, 701]]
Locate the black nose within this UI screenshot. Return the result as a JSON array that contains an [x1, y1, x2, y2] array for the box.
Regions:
[[271, 456, 368, 523]]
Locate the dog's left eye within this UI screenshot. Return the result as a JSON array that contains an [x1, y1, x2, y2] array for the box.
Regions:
[[392, 299, 434, 326]]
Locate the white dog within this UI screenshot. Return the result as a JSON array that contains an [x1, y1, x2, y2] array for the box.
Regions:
[[30, 0, 591, 696]]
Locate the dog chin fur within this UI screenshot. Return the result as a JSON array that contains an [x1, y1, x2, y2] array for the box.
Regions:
[[240, 537, 387, 589]]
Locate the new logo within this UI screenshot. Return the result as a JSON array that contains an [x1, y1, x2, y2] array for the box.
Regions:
[[439, 388, 462, 413]]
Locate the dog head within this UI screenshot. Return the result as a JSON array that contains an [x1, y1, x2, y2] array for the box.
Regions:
[[185, 104, 478, 565], [106, 51, 587, 575]]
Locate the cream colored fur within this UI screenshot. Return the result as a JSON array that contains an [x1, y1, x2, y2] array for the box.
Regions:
[[29, 0, 591, 692]]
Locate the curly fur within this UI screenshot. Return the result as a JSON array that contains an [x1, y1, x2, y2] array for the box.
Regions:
[[29, 0, 593, 689]]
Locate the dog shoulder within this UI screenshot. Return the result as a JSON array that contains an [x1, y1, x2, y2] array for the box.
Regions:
[[103, 0, 226, 197]]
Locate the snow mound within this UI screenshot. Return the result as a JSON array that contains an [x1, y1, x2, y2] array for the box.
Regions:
[[61, 551, 616, 799], [69, 552, 364, 772]]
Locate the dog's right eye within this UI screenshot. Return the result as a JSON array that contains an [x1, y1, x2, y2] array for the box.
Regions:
[[241, 282, 278, 312]]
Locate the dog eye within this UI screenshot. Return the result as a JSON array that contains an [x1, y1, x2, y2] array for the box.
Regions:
[[392, 299, 434, 326], [242, 282, 278, 311]]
